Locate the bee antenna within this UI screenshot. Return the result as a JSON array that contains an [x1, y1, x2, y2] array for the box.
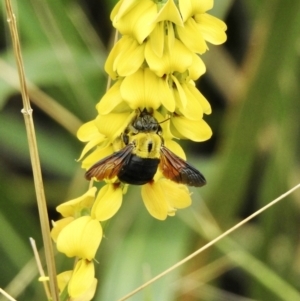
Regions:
[[158, 117, 170, 124]]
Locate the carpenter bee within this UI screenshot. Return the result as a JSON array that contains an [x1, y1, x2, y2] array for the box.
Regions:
[[85, 110, 206, 187]]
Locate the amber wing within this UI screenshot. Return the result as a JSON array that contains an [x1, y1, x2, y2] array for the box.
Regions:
[[159, 146, 206, 187], [85, 145, 134, 181]]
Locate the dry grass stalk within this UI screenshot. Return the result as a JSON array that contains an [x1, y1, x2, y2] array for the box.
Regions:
[[4, 0, 59, 300]]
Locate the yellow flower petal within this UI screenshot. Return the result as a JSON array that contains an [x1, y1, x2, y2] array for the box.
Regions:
[[171, 116, 212, 141], [145, 37, 193, 77], [94, 112, 132, 141], [154, 0, 183, 26], [105, 36, 145, 78], [159, 179, 192, 210], [72, 279, 97, 301], [185, 82, 212, 114], [51, 217, 74, 242], [91, 184, 123, 221], [113, 0, 157, 43], [57, 270, 97, 301], [164, 139, 186, 159], [57, 270, 72, 293], [68, 259, 95, 298], [189, 52, 206, 80], [57, 216, 102, 260], [177, 82, 207, 120], [111, 0, 138, 22], [141, 182, 169, 220], [160, 76, 176, 112], [81, 144, 113, 170], [171, 75, 188, 109], [77, 120, 101, 142], [177, 18, 207, 54], [178, 0, 213, 22], [121, 69, 162, 110], [195, 13, 227, 45], [96, 80, 128, 115], [149, 22, 164, 57], [77, 134, 106, 161], [56, 187, 97, 218]]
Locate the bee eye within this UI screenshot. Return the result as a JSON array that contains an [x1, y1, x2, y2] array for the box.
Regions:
[[152, 124, 158, 131], [123, 134, 129, 145], [134, 120, 142, 130]]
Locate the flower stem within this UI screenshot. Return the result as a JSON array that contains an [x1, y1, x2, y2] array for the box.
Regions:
[[4, 1, 59, 300]]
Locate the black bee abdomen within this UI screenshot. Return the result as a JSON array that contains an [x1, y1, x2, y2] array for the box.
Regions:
[[118, 154, 160, 185]]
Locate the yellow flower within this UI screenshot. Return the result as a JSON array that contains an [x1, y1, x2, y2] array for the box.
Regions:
[[105, 36, 145, 79], [77, 120, 106, 161], [171, 114, 212, 142], [112, 0, 157, 43], [178, 0, 213, 22], [56, 187, 97, 218], [91, 184, 123, 221], [176, 12, 227, 54], [120, 68, 173, 111], [51, 217, 74, 242], [153, 0, 183, 26], [56, 216, 102, 260], [77, 0, 227, 221], [57, 269, 97, 301], [141, 178, 192, 220], [68, 260, 95, 298], [145, 29, 204, 78]]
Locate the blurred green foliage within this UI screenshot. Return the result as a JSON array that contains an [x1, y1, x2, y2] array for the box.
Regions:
[[1, 0, 300, 300]]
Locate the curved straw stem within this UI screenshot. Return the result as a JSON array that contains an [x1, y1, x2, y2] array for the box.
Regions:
[[118, 183, 300, 301]]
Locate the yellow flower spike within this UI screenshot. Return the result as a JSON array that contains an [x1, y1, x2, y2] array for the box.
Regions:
[[195, 13, 227, 45], [178, 0, 213, 22], [171, 115, 212, 142], [105, 36, 146, 79], [121, 68, 164, 110], [56, 216, 102, 260], [113, 0, 157, 44], [51, 217, 74, 242], [56, 187, 97, 218], [68, 259, 95, 299], [141, 181, 169, 220], [154, 0, 183, 26], [91, 184, 123, 221]]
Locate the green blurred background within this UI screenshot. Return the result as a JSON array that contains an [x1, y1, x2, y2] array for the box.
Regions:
[[1, 0, 300, 300]]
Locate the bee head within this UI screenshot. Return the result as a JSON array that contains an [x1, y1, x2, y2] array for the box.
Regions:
[[132, 110, 161, 133]]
